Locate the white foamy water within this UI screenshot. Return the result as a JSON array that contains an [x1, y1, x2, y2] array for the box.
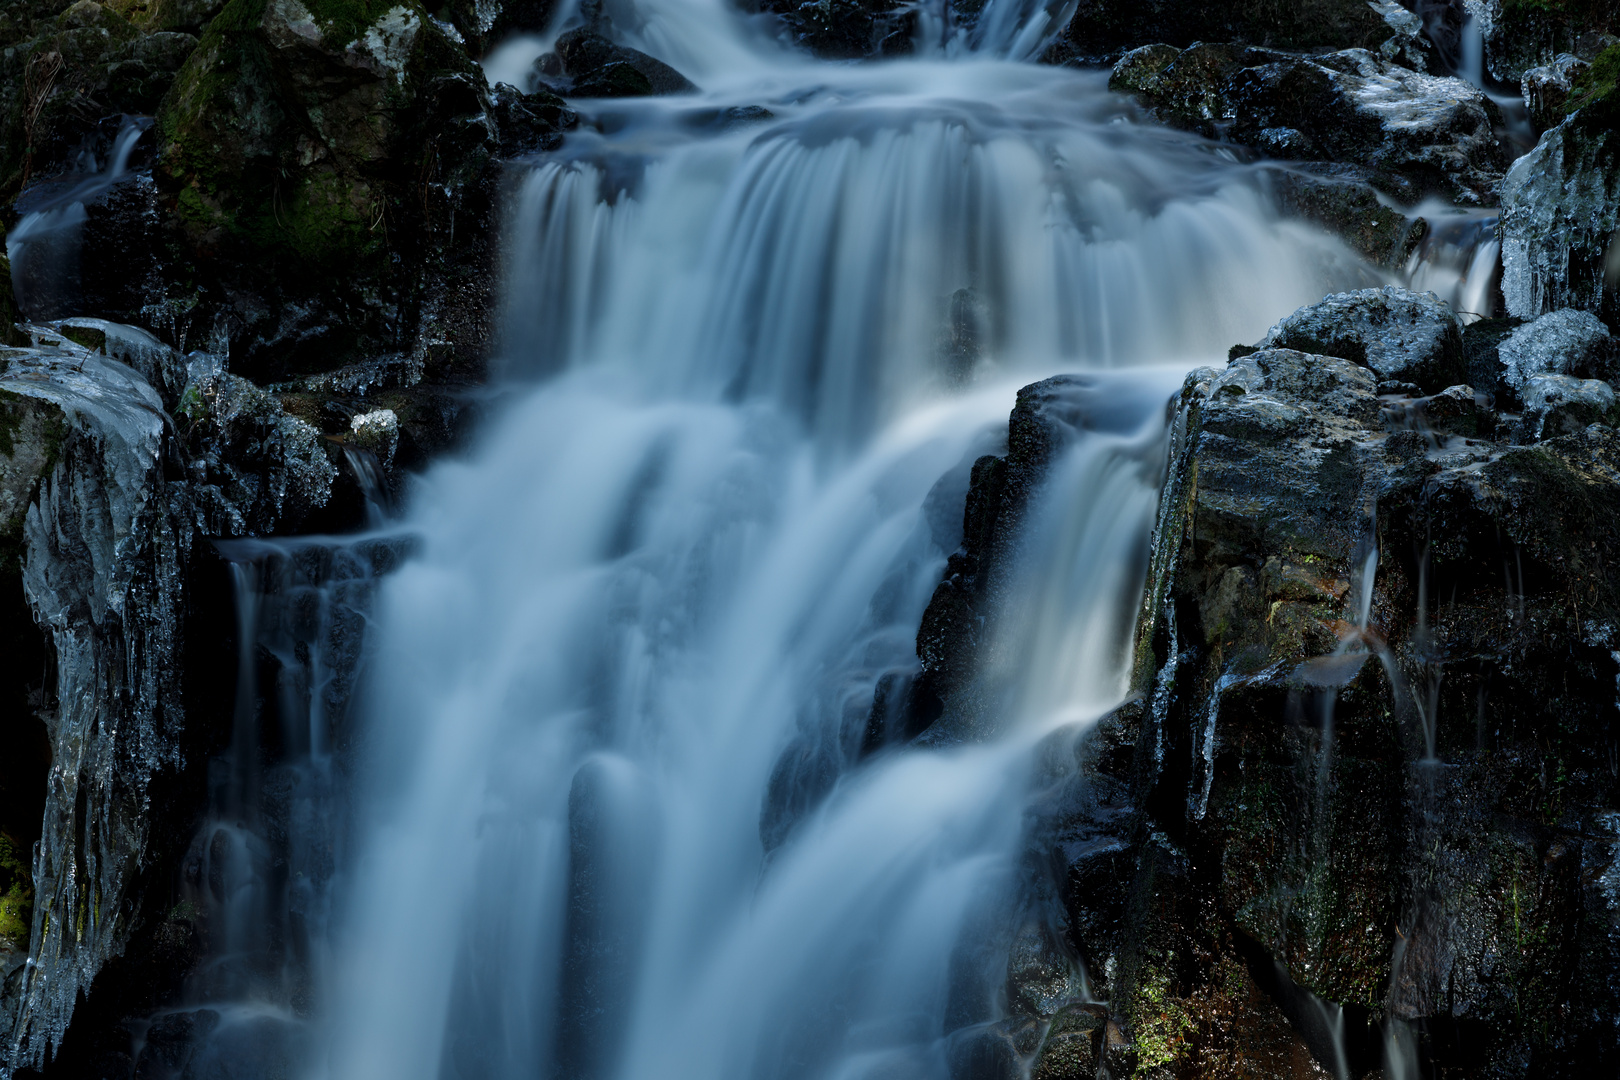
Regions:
[[305, 6, 1389, 1080]]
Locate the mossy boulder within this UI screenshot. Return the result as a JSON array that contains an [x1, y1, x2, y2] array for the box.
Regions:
[[152, 0, 510, 377]]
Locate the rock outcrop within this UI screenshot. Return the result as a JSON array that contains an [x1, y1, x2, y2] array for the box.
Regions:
[[1500, 43, 1620, 323], [1045, 0, 1405, 66], [1253, 285, 1467, 392], [904, 290, 1620, 1077], [1469, 0, 1620, 84], [0, 330, 190, 1074], [1110, 42, 1508, 203]]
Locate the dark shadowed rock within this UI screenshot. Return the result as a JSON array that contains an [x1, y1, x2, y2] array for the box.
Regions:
[[1049, 0, 1398, 65], [1520, 373, 1618, 437], [1110, 43, 1507, 203], [554, 28, 697, 95], [1472, 0, 1620, 83], [1264, 163, 1428, 267]]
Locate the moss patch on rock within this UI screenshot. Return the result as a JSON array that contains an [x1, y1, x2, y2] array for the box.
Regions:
[[0, 830, 31, 952]]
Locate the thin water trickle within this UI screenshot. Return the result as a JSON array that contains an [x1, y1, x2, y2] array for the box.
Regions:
[[5, 118, 146, 320]]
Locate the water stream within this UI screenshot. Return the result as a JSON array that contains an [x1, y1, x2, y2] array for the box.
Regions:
[[174, 3, 1498, 1077]]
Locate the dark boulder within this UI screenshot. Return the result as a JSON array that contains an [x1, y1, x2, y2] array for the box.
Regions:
[[552, 28, 696, 96], [1259, 286, 1467, 392], [1473, 0, 1620, 83]]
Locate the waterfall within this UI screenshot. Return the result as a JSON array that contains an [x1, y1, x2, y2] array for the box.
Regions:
[[132, 8, 1400, 1080]]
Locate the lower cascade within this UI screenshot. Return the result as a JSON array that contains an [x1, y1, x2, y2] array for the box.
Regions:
[[5, 0, 1620, 1079], [325, 41, 1364, 1080]]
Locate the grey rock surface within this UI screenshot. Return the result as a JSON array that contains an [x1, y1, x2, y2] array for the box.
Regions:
[[1260, 286, 1467, 392], [1500, 115, 1620, 323], [0, 332, 188, 1074], [1520, 372, 1618, 437], [1498, 307, 1618, 390], [1110, 43, 1506, 203]]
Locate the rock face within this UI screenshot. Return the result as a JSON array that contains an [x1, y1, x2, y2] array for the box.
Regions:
[[1046, 0, 1400, 65], [0, 319, 417, 1075], [0, 332, 190, 1074], [1500, 48, 1620, 323], [901, 305, 1620, 1075], [1111, 42, 1508, 203], [1470, 0, 1620, 83], [882, 267, 1620, 1076]]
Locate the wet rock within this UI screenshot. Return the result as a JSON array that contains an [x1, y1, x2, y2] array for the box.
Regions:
[[176, 365, 337, 536], [910, 375, 1157, 739], [1471, 0, 1620, 83], [1416, 383, 1491, 438], [1086, 333, 1620, 1074], [1497, 306, 1619, 391], [1523, 52, 1589, 132], [348, 407, 399, 470], [1263, 162, 1428, 267], [553, 28, 697, 95], [1499, 45, 1620, 323], [1030, 1006, 1103, 1080], [489, 82, 576, 155], [1110, 44, 1506, 202], [153, 0, 523, 378], [1049, 0, 1399, 65], [1519, 372, 1618, 437], [765, 0, 913, 60], [0, 335, 193, 1073], [1260, 286, 1467, 392]]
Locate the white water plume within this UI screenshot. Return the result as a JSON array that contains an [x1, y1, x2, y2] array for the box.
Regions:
[[312, 28, 1387, 1080]]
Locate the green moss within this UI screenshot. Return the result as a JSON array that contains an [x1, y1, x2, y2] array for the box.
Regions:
[[301, 0, 399, 46], [0, 831, 32, 950], [1568, 41, 1620, 125], [58, 325, 106, 352], [1128, 965, 1195, 1073]]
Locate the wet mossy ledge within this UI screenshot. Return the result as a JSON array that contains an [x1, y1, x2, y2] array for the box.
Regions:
[[897, 289, 1620, 1079]]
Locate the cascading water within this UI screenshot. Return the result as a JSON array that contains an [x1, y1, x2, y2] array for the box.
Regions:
[[188, 3, 1434, 1078]]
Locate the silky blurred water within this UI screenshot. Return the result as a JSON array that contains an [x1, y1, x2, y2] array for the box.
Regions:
[[313, 5, 1392, 1080]]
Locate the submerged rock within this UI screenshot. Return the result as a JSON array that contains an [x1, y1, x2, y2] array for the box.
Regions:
[[1259, 286, 1467, 392], [1110, 43, 1507, 202]]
